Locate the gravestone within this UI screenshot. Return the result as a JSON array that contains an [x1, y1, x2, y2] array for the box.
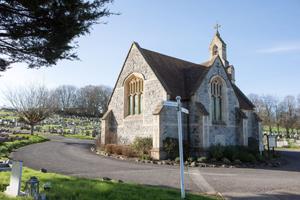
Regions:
[[5, 160, 23, 197]]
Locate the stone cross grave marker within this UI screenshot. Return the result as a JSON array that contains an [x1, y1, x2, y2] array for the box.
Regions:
[[5, 160, 23, 197]]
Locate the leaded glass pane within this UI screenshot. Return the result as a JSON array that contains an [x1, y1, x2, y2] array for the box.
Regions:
[[139, 94, 143, 114], [134, 95, 139, 114]]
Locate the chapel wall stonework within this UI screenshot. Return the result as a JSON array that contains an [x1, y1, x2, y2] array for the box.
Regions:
[[188, 100, 204, 152], [193, 58, 240, 147], [246, 111, 260, 140], [102, 39, 261, 159], [106, 44, 167, 146]]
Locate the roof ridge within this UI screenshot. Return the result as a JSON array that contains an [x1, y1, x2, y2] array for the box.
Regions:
[[140, 47, 201, 67]]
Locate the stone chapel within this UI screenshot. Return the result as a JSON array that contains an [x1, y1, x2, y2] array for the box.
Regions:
[[101, 29, 262, 159]]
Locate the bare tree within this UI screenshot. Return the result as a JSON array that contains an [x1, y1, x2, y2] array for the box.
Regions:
[[279, 96, 297, 137], [53, 85, 77, 111], [261, 95, 276, 133], [248, 94, 264, 116], [5, 85, 55, 134], [75, 85, 111, 117], [249, 94, 274, 133], [273, 98, 283, 134], [295, 94, 300, 134]]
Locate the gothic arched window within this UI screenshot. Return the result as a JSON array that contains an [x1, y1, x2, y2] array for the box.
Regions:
[[213, 45, 218, 56], [127, 75, 143, 115], [211, 78, 223, 122]]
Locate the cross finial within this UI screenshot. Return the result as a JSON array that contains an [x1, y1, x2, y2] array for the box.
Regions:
[[214, 23, 221, 32]]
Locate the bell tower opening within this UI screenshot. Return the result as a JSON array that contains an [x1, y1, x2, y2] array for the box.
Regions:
[[209, 23, 229, 67]]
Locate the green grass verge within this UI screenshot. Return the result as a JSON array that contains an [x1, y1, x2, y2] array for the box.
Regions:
[[0, 167, 217, 200], [0, 134, 48, 159], [62, 134, 94, 140]]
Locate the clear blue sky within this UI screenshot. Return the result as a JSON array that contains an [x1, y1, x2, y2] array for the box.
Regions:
[[0, 0, 300, 105]]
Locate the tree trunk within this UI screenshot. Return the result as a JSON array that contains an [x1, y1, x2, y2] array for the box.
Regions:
[[269, 125, 272, 134], [276, 124, 280, 134], [30, 125, 34, 135], [286, 127, 289, 138]]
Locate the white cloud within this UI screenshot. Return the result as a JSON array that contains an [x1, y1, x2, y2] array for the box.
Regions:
[[257, 43, 300, 54]]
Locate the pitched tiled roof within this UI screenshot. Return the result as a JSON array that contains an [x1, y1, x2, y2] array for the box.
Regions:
[[232, 84, 255, 110], [195, 102, 209, 115], [137, 43, 255, 110], [138, 46, 209, 99], [236, 108, 247, 119]]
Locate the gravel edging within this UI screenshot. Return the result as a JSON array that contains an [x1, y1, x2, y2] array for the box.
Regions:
[[90, 147, 283, 169]]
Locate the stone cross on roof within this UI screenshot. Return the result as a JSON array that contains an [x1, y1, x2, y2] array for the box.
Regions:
[[214, 23, 221, 32]]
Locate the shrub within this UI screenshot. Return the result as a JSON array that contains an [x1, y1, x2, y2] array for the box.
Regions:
[[238, 151, 256, 163], [175, 157, 180, 164], [163, 137, 179, 159], [208, 144, 224, 161], [140, 154, 151, 160], [132, 137, 152, 156], [113, 145, 123, 155], [257, 154, 265, 162], [103, 144, 137, 157], [162, 137, 190, 159], [104, 144, 114, 154], [187, 157, 196, 162], [197, 156, 207, 163], [223, 145, 238, 161], [222, 157, 231, 165], [121, 146, 136, 157], [234, 159, 242, 165], [0, 146, 8, 154]]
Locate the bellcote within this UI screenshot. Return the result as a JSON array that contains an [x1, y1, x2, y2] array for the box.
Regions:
[[209, 30, 229, 67]]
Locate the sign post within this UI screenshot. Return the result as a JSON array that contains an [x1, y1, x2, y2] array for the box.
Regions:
[[163, 96, 189, 199]]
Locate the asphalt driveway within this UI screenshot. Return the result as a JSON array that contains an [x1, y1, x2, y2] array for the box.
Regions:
[[11, 135, 300, 200]]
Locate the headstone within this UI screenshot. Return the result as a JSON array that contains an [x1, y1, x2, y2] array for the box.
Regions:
[[5, 160, 23, 197], [268, 135, 276, 148]]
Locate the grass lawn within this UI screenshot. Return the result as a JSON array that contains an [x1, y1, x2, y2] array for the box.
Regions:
[[0, 134, 48, 159], [62, 134, 94, 140], [0, 132, 216, 200], [276, 146, 300, 150], [0, 167, 217, 200]]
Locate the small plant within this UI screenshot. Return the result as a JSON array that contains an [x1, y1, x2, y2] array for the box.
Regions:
[[121, 146, 136, 157], [208, 144, 224, 161], [238, 151, 256, 163], [163, 137, 179, 159], [197, 156, 207, 163], [104, 144, 115, 154], [222, 157, 231, 165], [187, 157, 196, 163], [113, 145, 123, 155], [103, 144, 136, 157], [257, 154, 265, 162], [234, 159, 242, 165], [223, 145, 238, 161], [132, 137, 152, 156], [175, 157, 180, 164], [140, 154, 151, 160]]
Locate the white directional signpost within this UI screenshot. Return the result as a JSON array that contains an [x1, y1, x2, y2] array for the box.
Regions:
[[163, 96, 189, 199]]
